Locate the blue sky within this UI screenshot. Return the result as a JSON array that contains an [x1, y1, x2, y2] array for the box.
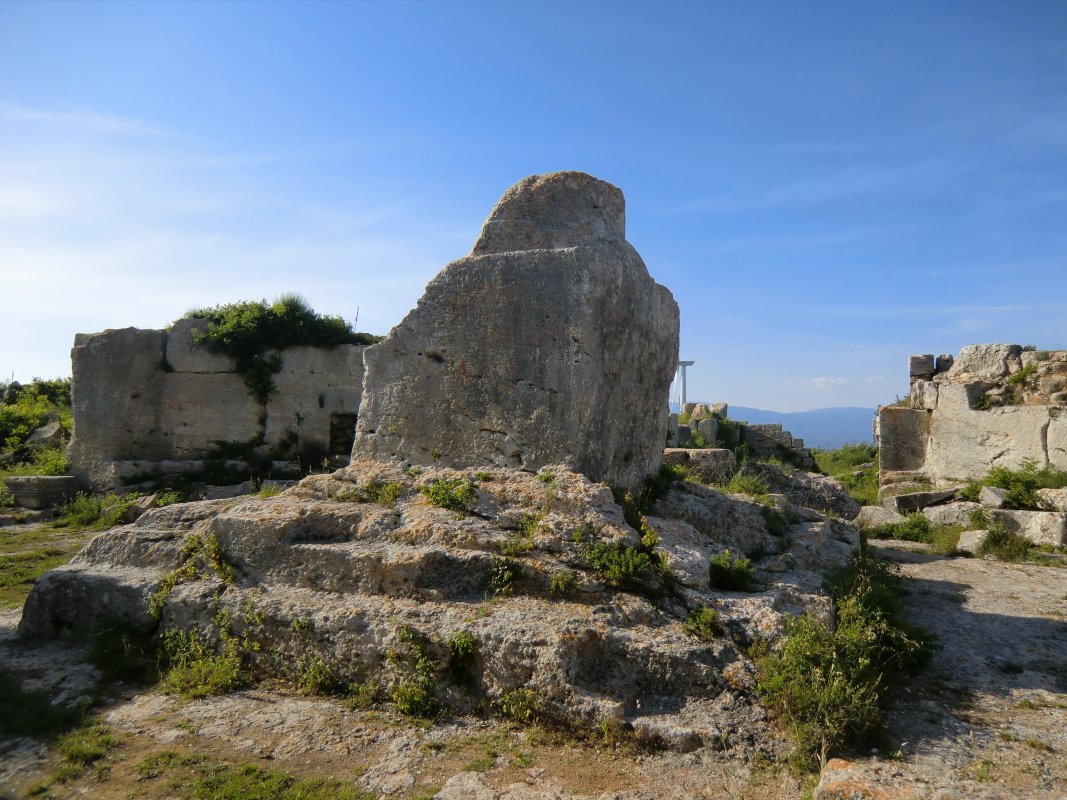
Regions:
[[2, 1, 1065, 412]]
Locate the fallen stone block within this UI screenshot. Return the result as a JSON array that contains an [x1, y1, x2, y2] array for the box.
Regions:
[[956, 529, 990, 554], [25, 420, 65, 449], [991, 509, 1067, 546], [978, 485, 1009, 508], [1037, 487, 1067, 511], [855, 505, 905, 528], [922, 501, 981, 527], [2, 475, 77, 509], [883, 488, 958, 514]]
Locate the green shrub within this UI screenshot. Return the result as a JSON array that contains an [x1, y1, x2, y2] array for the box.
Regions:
[[549, 569, 577, 596], [4, 446, 68, 477], [721, 470, 769, 498], [344, 680, 378, 710], [57, 492, 138, 530], [184, 294, 379, 404], [154, 489, 184, 507], [389, 626, 440, 717], [257, 483, 283, 498], [812, 443, 879, 505], [496, 688, 540, 722], [610, 463, 687, 531], [867, 513, 961, 555], [762, 506, 789, 536], [160, 628, 245, 699], [709, 550, 755, 591], [298, 656, 340, 695], [757, 552, 934, 769], [977, 527, 1035, 562], [981, 461, 1067, 510], [488, 556, 522, 594], [813, 442, 878, 474], [1008, 363, 1037, 389], [0, 378, 71, 463], [583, 540, 653, 589], [683, 606, 722, 641], [419, 477, 479, 512]]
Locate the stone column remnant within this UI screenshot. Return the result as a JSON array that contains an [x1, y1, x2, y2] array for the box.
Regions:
[[353, 171, 680, 491]]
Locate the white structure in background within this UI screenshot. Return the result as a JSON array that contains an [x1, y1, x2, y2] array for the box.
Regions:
[[677, 360, 694, 409]]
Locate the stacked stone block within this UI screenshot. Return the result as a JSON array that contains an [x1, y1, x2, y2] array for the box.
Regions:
[[67, 322, 366, 490], [877, 344, 1067, 484]]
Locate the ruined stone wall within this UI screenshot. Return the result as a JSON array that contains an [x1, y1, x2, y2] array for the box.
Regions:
[[68, 319, 364, 489], [877, 344, 1067, 484], [669, 403, 817, 470]]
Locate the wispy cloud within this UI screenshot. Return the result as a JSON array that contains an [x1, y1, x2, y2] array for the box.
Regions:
[[806, 377, 849, 390], [660, 158, 965, 215], [816, 302, 1067, 319], [0, 103, 182, 138]]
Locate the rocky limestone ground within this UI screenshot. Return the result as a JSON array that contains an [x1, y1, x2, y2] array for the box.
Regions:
[[815, 541, 1067, 800], [2, 467, 1064, 799]]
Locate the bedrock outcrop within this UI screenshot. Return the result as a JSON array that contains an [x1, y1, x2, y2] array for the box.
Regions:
[[353, 172, 679, 493], [19, 462, 856, 753]]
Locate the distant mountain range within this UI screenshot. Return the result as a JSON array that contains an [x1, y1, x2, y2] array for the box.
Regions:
[[672, 404, 877, 449]]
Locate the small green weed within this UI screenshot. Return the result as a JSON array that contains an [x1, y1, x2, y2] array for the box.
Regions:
[[419, 477, 479, 513], [389, 626, 440, 717], [496, 688, 540, 722], [57, 492, 138, 530], [709, 550, 755, 591], [1024, 737, 1054, 752], [583, 541, 653, 589], [867, 514, 961, 555], [447, 630, 478, 685], [298, 656, 340, 695], [160, 628, 245, 699], [345, 680, 378, 710], [683, 606, 722, 641], [488, 556, 522, 594], [189, 762, 374, 800], [335, 480, 403, 506], [549, 569, 577, 596], [154, 489, 184, 507]]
